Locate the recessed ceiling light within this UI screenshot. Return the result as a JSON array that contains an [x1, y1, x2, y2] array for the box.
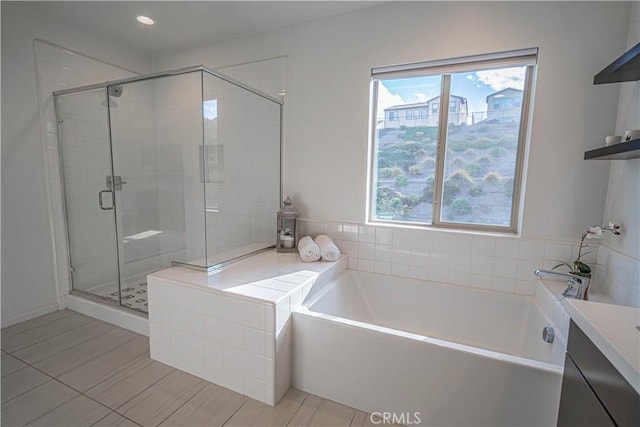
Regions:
[[137, 16, 154, 25]]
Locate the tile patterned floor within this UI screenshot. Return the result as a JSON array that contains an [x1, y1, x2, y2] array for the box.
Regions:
[[1, 310, 392, 427], [103, 282, 148, 313]]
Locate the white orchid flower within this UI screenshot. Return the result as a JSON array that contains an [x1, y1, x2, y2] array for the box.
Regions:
[[585, 226, 603, 239]]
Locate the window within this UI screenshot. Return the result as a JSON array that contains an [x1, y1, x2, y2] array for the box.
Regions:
[[493, 99, 501, 109], [406, 110, 413, 120], [420, 108, 428, 119], [368, 48, 536, 232], [389, 111, 398, 121]]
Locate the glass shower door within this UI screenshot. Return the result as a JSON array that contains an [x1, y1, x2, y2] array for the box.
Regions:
[[56, 89, 121, 303]]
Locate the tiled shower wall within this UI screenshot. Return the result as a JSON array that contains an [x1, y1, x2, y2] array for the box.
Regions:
[[299, 219, 603, 298], [594, 245, 640, 307]]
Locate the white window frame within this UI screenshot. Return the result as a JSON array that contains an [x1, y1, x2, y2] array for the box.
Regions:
[[367, 48, 537, 233]]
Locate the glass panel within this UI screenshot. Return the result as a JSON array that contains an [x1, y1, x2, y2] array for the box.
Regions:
[[440, 66, 526, 226], [109, 72, 206, 312], [371, 76, 442, 223], [57, 89, 120, 302], [203, 72, 281, 265]]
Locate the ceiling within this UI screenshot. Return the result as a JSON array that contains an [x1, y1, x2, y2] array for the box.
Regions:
[[37, 1, 381, 54]]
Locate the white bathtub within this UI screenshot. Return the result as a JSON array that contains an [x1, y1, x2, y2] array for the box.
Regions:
[[292, 270, 565, 427]]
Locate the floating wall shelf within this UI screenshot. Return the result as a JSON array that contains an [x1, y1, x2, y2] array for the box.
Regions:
[[584, 139, 640, 160], [593, 42, 640, 84]]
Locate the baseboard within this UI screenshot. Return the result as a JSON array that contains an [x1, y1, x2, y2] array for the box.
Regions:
[[0, 303, 60, 328], [64, 294, 149, 336]]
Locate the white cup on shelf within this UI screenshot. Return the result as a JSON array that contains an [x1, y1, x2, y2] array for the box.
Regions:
[[605, 135, 622, 146], [623, 129, 640, 142]]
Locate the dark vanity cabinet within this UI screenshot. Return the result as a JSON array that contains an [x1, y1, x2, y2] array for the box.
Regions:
[[558, 320, 640, 426]]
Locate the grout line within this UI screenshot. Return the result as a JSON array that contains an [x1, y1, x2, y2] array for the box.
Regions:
[[90, 410, 142, 427], [12, 321, 118, 365], [2, 312, 96, 353], [285, 392, 310, 426], [218, 392, 249, 427], [152, 380, 210, 426], [0, 310, 76, 338]]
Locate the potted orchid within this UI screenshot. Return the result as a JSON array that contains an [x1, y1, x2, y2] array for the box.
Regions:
[[553, 222, 621, 278]]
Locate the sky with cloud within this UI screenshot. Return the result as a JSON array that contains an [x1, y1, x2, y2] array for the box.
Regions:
[[376, 66, 526, 119]]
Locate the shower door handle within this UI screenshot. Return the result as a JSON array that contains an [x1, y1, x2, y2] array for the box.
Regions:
[[98, 190, 114, 210]]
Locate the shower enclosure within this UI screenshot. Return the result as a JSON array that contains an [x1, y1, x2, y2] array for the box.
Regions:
[[53, 66, 282, 313]]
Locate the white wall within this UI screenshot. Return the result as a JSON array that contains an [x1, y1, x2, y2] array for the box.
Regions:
[[154, 1, 629, 243], [596, 2, 640, 306], [1, 2, 151, 326]]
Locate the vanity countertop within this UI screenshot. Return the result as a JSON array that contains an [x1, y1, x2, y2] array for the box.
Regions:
[[563, 298, 640, 395]]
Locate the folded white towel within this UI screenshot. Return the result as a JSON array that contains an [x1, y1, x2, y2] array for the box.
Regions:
[[315, 234, 341, 262], [298, 236, 321, 262]]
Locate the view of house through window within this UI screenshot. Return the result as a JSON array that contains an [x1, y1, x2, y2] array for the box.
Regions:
[[369, 49, 536, 231]]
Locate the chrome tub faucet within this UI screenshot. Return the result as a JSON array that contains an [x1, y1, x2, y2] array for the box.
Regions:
[[534, 269, 591, 300]]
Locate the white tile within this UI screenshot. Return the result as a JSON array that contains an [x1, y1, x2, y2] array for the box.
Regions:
[[392, 247, 411, 265], [243, 327, 266, 356], [544, 242, 574, 262], [357, 259, 374, 272], [223, 321, 244, 349], [392, 229, 412, 248], [243, 352, 266, 381], [410, 250, 429, 268], [493, 258, 517, 279], [220, 296, 244, 324], [449, 254, 471, 273], [170, 306, 203, 336], [149, 321, 171, 348], [518, 240, 545, 261], [223, 368, 244, 394], [429, 268, 448, 283], [430, 252, 449, 270], [473, 274, 493, 290], [204, 339, 223, 365], [223, 345, 244, 371], [343, 224, 359, 241], [472, 236, 495, 256], [358, 242, 375, 260], [242, 301, 266, 330], [265, 336, 274, 359], [171, 329, 204, 358], [375, 227, 393, 245], [449, 271, 469, 286], [358, 225, 376, 243], [492, 277, 515, 293], [392, 263, 410, 277], [347, 257, 358, 270], [495, 239, 520, 259], [431, 232, 451, 252], [341, 241, 358, 258], [244, 377, 266, 402], [450, 234, 472, 255], [265, 307, 275, 333], [411, 229, 430, 250], [275, 299, 290, 334], [409, 266, 429, 280], [203, 362, 224, 386], [374, 261, 391, 275], [326, 223, 343, 241], [374, 244, 392, 262], [515, 280, 535, 296], [470, 255, 494, 276], [517, 259, 540, 281], [202, 315, 224, 343]]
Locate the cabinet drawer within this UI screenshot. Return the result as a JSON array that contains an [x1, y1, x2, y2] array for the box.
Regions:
[[567, 320, 640, 426]]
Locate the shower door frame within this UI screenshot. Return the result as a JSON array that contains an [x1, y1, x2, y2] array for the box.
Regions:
[[53, 64, 284, 312], [53, 88, 124, 309]]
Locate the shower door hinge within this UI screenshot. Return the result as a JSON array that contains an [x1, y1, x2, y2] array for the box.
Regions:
[[69, 266, 75, 274]]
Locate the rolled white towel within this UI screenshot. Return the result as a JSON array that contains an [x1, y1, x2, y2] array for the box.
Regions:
[[315, 234, 341, 262], [298, 236, 321, 262]]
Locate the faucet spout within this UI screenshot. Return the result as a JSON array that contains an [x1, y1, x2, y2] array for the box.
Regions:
[[534, 269, 591, 300]]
